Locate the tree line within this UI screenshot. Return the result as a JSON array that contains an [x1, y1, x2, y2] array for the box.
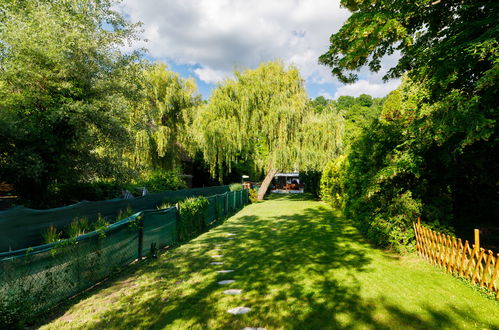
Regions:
[[1, 0, 496, 251]]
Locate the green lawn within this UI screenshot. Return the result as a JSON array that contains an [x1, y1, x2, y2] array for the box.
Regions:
[[39, 194, 499, 329]]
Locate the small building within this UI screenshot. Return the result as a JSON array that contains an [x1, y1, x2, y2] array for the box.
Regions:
[[271, 172, 304, 193]]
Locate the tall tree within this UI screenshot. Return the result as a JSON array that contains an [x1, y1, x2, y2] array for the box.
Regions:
[[193, 61, 343, 199], [319, 0, 498, 250], [129, 62, 201, 173], [0, 0, 142, 206]]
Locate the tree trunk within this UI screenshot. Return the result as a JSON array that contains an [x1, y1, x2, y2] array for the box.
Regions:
[[257, 168, 278, 200]]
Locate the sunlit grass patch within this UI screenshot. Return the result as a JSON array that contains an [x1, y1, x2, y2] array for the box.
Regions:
[[39, 194, 499, 329]]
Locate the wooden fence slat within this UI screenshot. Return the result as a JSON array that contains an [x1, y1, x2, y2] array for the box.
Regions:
[[471, 248, 486, 284], [464, 244, 478, 280], [446, 235, 454, 273], [414, 222, 498, 300], [480, 251, 493, 287], [488, 253, 499, 291], [456, 238, 463, 274]]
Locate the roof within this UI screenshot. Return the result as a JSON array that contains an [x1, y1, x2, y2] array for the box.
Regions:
[[274, 172, 300, 177]]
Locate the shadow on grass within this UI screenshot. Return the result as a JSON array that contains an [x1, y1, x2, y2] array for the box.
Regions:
[[38, 198, 492, 329]]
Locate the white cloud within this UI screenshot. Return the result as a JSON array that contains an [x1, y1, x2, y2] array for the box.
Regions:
[[334, 79, 401, 99], [119, 0, 400, 94], [120, 0, 349, 83], [193, 66, 231, 84], [318, 89, 334, 100]]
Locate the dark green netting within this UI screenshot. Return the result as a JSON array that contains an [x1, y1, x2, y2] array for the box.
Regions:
[[0, 189, 248, 324], [141, 208, 177, 256], [229, 191, 237, 211], [0, 185, 228, 252], [205, 196, 217, 224], [0, 214, 139, 320]]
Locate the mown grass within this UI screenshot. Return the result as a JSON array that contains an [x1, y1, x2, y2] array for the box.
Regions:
[[38, 194, 499, 329]]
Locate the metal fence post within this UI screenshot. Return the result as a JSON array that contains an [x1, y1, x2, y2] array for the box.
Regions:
[[215, 194, 219, 219], [138, 215, 144, 261], [224, 192, 228, 215], [175, 203, 181, 241]]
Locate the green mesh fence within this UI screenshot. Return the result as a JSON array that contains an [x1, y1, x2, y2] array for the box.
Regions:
[[0, 190, 249, 326], [0, 185, 229, 252], [141, 208, 177, 256], [0, 214, 140, 324]]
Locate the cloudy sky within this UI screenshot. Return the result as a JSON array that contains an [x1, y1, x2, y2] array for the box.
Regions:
[[119, 0, 400, 100]]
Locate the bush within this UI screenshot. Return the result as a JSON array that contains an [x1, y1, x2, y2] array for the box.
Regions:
[[301, 171, 321, 199], [249, 188, 259, 203], [116, 206, 134, 222], [229, 183, 243, 191], [67, 217, 90, 238], [140, 170, 187, 193], [42, 225, 62, 244], [177, 196, 209, 241], [320, 156, 345, 208]]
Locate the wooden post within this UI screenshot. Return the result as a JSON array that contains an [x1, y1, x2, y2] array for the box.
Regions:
[[474, 229, 480, 251]]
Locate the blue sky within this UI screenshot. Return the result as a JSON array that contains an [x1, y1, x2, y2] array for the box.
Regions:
[[120, 0, 400, 101]]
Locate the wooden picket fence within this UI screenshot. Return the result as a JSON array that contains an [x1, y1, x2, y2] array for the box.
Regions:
[[413, 219, 499, 300]]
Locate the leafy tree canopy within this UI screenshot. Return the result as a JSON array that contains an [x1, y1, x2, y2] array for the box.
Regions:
[[129, 62, 201, 173], [0, 0, 142, 205], [193, 61, 344, 198]]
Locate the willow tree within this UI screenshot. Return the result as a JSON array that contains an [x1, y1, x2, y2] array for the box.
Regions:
[[129, 62, 201, 174], [193, 61, 343, 199]]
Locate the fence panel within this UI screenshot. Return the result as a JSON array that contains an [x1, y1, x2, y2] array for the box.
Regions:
[[414, 220, 499, 299], [0, 189, 250, 325], [142, 208, 177, 256], [0, 215, 139, 319]]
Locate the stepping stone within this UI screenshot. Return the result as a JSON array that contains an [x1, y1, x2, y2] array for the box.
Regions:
[[227, 307, 251, 315], [216, 269, 234, 273], [226, 233, 237, 236], [218, 280, 235, 285], [224, 289, 242, 295], [211, 255, 224, 258], [210, 262, 224, 265]]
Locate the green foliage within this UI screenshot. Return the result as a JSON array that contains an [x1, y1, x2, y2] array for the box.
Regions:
[[92, 214, 109, 231], [0, 0, 143, 207], [320, 156, 346, 209], [249, 188, 259, 204], [129, 62, 201, 172], [138, 169, 187, 193], [157, 201, 174, 210], [300, 171, 321, 199], [42, 226, 62, 244], [229, 183, 243, 191], [319, 0, 498, 251], [67, 217, 90, 238], [177, 197, 209, 242], [116, 206, 134, 222], [193, 61, 343, 192]]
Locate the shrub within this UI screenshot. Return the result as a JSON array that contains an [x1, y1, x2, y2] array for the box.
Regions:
[[229, 183, 243, 191], [92, 213, 109, 230], [301, 171, 321, 199], [140, 169, 187, 193], [320, 156, 345, 208], [116, 206, 134, 221], [249, 188, 259, 203], [177, 196, 209, 241], [42, 225, 62, 244], [67, 217, 90, 238]]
